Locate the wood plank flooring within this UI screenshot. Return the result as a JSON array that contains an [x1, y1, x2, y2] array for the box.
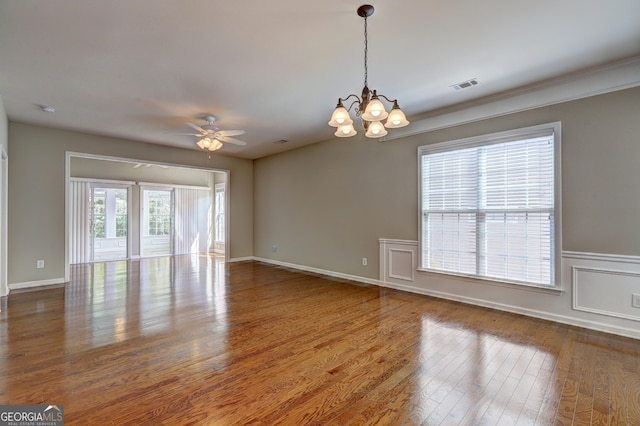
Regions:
[[0, 255, 639, 425]]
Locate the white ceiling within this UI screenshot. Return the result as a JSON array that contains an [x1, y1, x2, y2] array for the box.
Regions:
[[1, 1, 639, 159]]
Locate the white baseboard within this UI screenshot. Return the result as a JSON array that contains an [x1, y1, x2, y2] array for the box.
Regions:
[[253, 253, 640, 340], [15, 255, 637, 339], [228, 256, 255, 263], [9, 277, 66, 291], [253, 257, 383, 287], [378, 279, 640, 340]]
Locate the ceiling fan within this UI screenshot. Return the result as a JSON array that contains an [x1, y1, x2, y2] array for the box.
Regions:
[[133, 162, 169, 169], [179, 115, 247, 152]]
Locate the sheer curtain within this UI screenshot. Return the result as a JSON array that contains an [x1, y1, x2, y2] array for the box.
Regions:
[[70, 180, 91, 264], [174, 187, 210, 255]]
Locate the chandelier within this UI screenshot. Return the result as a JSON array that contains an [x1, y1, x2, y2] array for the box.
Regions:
[[328, 4, 409, 138]]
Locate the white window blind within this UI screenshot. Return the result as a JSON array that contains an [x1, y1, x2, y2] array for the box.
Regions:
[[419, 125, 558, 286]]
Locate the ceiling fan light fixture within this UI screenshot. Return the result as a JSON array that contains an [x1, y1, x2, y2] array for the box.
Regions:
[[187, 115, 248, 155], [328, 5, 409, 139], [207, 139, 223, 151], [196, 137, 211, 149]]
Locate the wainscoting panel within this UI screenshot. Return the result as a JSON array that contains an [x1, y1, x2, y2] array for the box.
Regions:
[[573, 266, 640, 321], [379, 239, 418, 285], [389, 248, 415, 282], [378, 242, 640, 339], [565, 252, 640, 322]]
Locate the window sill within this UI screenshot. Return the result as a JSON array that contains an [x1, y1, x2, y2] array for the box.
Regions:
[[416, 268, 565, 295]]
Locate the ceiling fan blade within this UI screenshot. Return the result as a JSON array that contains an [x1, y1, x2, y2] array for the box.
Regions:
[[217, 136, 247, 146], [175, 133, 201, 136], [133, 162, 170, 169], [186, 122, 206, 133], [216, 129, 245, 137]]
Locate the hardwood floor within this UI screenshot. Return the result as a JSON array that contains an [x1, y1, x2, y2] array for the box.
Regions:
[[1, 255, 639, 425]]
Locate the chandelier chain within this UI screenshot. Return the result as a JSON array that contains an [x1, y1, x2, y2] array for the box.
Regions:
[[363, 15, 368, 87]]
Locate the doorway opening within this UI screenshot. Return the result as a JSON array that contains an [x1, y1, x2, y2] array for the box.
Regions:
[[66, 154, 229, 278]]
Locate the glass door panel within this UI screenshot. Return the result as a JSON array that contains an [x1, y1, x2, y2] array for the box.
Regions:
[[213, 183, 225, 254], [90, 186, 128, 261], [141, 189, 173, 257]]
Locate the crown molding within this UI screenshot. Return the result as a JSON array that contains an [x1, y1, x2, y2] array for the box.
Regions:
[[381, 55, 640, 142]]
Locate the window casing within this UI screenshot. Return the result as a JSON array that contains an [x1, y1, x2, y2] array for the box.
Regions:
[[418, 123, 561, 288]]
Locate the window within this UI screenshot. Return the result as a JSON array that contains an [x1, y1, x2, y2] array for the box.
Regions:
[[145, 190, 172, 236], [115, 197, 127, 237], [88, 186, 129, 261], [214, 183, 225, 244], [419, 123, 560, 287], [91, 187, 129, 240], [92, 191, 106, 239]]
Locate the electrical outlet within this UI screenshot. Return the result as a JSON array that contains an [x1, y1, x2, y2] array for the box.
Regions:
[[272, 245, 277, 253], [362, 257, 368, 266], [36, 260, 45, 269], [632, 294, 640, 308]]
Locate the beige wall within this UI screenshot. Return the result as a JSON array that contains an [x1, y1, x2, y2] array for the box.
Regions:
[[0, 96, 6, 151], [6, 88, 639, 285], [8, 123, 253, 284], [254, 130, 417, 277], [254, 87, 640, 279], [0, 96, 7, 296]]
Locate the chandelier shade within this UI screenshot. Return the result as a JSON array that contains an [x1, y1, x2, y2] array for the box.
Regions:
[[328, 101, 354, 127], [361, 92, 388, 122], [335, 123, 358, 137], [328, 5, 409, 138], [385, 102, 410, 128], [364, 120, 388, 138]]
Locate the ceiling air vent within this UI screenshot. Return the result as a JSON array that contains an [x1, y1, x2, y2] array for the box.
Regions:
[[450, 78, 479, 91]]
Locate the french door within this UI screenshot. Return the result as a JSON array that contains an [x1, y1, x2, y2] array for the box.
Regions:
[[90, 185, 129, 262], [69, 175, 222, 264], [141, 188, 174, 257]]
